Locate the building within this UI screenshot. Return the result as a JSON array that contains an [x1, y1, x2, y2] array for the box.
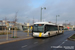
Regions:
[[63, 23, 73, 30], [0, 20, 25, 31]]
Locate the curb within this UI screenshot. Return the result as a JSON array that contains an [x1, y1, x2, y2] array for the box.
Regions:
[[67, 34, 75, 41], [0, 37, 33, 45]]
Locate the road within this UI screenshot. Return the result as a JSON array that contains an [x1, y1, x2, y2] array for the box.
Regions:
[[0, 31, 75, 50]]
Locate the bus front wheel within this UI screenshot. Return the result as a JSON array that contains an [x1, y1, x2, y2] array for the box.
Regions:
[[48, 33, 50, 37], [56, 32, 58, 35]]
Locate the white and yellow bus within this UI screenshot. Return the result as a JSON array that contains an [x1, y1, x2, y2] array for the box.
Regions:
[[32, 22, 64, 37]]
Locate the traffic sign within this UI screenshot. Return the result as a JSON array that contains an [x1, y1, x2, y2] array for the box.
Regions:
[[31, 26, 32, 29]]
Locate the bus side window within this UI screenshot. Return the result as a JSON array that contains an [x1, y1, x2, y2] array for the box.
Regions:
[[45, 25, 49, 32], [54, 26, 56, 31], [46, 26, 48, 31], [59, 27, 62, 30]]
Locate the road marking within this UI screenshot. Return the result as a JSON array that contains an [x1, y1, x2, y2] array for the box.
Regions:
[[34, 42, 38, 44], [59, 41, 65, 46], [53, 39, 68, 50], [59, 39, 67, 45], [53, 39, 68, 49], [22, 45, 27, 48], [57, 45, 61, 48], [65, 40, 68, 41], [62, 42, 65, 44]]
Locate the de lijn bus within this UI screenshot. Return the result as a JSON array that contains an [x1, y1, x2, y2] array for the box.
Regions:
[[32, 22, 64, 37]]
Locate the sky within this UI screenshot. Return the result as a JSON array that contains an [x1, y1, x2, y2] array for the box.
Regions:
[[0, 0, 75, 25]]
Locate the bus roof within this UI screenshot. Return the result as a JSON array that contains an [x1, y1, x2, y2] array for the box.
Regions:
[[34, 22, 56, 25], [58, 24, 63, 26]]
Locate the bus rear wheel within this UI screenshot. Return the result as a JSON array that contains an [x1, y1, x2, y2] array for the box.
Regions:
[[62, 31, 64, 34]]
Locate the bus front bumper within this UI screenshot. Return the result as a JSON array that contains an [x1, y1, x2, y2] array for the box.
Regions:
[[32, 33, 48, 37]]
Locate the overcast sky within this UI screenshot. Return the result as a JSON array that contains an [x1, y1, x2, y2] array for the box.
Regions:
[[0, 0, 75, 24]]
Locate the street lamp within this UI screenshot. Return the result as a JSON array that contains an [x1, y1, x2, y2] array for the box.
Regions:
[[56, 15, 60, 25], [40, 7, 46, 22]]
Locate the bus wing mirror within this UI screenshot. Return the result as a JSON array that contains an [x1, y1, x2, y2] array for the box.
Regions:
[[44, 26, 46, 33]]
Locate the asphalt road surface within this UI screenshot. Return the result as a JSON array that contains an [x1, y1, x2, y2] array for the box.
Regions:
[[0, 31, 75, 50]]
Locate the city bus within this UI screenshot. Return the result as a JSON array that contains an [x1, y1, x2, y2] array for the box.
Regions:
[[32, 22, 64, 37]]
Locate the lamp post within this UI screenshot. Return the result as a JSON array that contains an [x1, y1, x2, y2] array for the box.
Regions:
[[40, 7, 46, 22], [56, 15, 60, 25]]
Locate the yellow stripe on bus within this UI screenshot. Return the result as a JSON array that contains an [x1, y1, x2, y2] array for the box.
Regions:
[[39, 32, 42, 37]]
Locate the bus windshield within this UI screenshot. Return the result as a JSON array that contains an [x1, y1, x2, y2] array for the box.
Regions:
[[33, 24, 44, 32]]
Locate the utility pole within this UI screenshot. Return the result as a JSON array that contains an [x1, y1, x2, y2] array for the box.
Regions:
[[40, 7, 46, 22], [56, 15, 60, 25], [4, 17, 7, 34], [56, 15, 57, 25], [4, 17, 9, 40], [14, 11, 18, 38], [40, 8, 43, 22]]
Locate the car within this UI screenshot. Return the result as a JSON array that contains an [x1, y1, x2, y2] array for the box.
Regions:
[[73, 28, 75, 31]]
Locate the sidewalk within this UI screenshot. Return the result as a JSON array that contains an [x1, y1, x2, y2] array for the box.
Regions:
[[0, 31, 33, 45]]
